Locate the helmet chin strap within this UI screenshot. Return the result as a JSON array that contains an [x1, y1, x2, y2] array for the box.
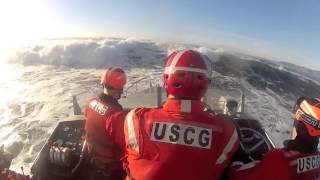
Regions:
[[167, 94, 201, 101]]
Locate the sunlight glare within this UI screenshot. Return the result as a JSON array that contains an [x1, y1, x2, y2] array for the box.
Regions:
[[0, 0, 65, 52], [0, 63, 26, 124]]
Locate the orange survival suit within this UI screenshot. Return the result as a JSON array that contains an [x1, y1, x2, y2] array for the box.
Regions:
[[84, 93, 127, 179], [230, 97, 320, 180], [124, 99, 240, 180]]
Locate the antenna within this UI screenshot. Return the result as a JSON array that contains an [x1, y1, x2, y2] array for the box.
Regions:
[[156, 85, 162, 107], [237, 91, 245, 113], [21, 166, 25, 175], [72, 96, 82, 115]]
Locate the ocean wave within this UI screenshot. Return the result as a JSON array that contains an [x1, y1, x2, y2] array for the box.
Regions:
[[6, 38, 220, 69]]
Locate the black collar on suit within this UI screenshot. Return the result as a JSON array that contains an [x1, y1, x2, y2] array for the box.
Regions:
[[98, 93, 123, 110], [283, 138, 319, 153]]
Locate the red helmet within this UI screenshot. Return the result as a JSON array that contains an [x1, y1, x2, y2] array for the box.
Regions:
[[101, 67, 127, 89], [294, 97, 320, 137], [163, 50, 210, 100]]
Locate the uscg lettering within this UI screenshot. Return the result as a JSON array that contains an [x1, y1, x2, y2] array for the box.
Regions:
[[150, 122, 212, 149], [89, 100, 108, 115], [297, 155, 320, 173]]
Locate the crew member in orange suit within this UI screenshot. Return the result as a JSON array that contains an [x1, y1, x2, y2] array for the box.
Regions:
[[229, 97, 320, 180], [123, 50, 240, 180], [84, 67, 128, 180]]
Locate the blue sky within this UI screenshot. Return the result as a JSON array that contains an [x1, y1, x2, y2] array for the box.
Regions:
[[1, 0, 319, 69]]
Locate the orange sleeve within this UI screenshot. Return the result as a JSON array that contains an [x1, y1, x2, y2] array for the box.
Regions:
[[229, 149, 291, 180], [124, 108, 147, 156], [216, 118, 241, 177], [105, 111, 128, 152], [222, 119, 241, 164]]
